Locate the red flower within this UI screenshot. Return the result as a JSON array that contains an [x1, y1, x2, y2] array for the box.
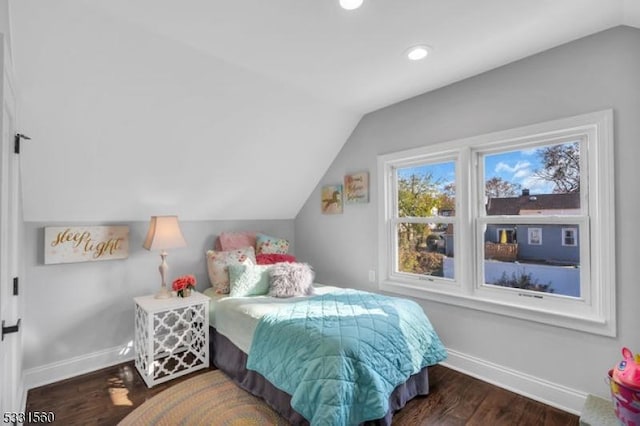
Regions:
[[172, 274, 196, 292]]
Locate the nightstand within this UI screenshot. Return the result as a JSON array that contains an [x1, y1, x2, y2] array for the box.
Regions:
[[134, 292, 210, 387]]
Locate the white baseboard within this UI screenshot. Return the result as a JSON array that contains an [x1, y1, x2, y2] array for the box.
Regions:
[[441, 348, 586, 415], [24, 343, 135, 391]]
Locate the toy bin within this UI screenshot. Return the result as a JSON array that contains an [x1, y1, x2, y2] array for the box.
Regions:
[[608, 369, 640, 426]]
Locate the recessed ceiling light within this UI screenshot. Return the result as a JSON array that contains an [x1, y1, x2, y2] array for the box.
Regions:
[[340, 0, 363, 10], [406, 45, 431, 61]]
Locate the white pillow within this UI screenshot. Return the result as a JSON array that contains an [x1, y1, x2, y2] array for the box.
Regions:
[[228, 264, 272, 297], [206, 246, 256, 294]]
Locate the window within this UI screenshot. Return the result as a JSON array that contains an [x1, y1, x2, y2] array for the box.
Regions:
[[496, 228, 516, 244], [479, 142, 585, 300], [562, 227, 577, 246], [393, 160, 457, 280], [528, 228, 542, 245], [378, 110, 616, 336]]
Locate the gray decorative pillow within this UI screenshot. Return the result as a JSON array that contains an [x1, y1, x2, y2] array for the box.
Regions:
[[268, 262, 314, 298]]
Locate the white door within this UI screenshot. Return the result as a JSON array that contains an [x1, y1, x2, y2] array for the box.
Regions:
[[0, 33, 23, 416]]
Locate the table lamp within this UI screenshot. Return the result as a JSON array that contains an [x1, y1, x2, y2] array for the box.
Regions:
[[143, 215, 187, 299]]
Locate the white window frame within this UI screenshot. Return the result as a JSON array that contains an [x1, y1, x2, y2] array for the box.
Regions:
[[562, 227, 578, 247], [377, 110, 616, 336], [528, 228, 542, 245], [388, 154, 461, 289]]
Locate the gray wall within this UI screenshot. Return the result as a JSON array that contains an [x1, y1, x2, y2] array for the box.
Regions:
[[23, 219, 293, 371], [295, 26, 640, 400], [0, 1, 10, 46]]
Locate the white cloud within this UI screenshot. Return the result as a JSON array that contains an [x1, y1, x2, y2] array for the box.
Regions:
[[521, 175, 554, 194], [495, 161, 531, 176], [493, 160, 554, 194], [521, 148, 539, 156], [495, 161, 531, 174]]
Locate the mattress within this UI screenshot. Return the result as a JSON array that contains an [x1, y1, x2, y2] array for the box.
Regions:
[[203, 284, 338, 354]]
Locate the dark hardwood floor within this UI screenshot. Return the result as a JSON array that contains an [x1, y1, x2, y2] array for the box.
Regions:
[[25, 362, 579, 425]]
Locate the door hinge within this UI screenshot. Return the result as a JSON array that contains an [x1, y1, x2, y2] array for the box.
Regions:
[[13, 277, 19, 296], [1, 319, 21, 341], [14, 133, 31, 154]]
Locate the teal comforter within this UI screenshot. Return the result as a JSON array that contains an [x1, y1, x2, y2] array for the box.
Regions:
[[246, 289, 447, 425]]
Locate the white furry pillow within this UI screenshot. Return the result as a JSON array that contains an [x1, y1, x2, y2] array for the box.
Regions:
[[268, 263, 314, 298]]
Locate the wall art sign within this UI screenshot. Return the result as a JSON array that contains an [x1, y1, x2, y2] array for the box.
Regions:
[[321, 184, 343, 214], [44, 226, 129, 264], [344, 171, 369, 204]]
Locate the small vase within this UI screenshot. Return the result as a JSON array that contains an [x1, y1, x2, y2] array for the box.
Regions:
[[182, 288, 191, 297]]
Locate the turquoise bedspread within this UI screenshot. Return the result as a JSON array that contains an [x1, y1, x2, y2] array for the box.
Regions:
[[246, 289, 447, 425]]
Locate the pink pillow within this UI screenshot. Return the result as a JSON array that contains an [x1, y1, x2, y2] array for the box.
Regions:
[[256, 253, 297, 265], [217, 231, 258, 251]]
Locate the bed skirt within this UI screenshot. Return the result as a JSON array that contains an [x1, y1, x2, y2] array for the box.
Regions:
[[209, 327, 431, 425]]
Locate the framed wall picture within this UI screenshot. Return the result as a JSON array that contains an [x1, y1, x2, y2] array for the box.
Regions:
[[321, 184, 343, 214], [44, 225, 129, 264], [344, 172, 369, 204]]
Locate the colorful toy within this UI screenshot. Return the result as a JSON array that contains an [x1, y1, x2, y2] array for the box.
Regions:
[[614, 348, 640, 391], [610, 348, 640, 426]]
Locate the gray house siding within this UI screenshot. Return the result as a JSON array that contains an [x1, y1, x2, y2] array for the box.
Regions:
[[485, 224, 579, 264], [444, 233, 454, 257]]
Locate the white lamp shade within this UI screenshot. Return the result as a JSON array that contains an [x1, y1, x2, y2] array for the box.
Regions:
[[142, 216, 187, 251]]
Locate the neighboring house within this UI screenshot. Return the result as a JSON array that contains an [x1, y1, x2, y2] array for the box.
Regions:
[[443, 190, 581, 264], [485, 190, 581, 265]]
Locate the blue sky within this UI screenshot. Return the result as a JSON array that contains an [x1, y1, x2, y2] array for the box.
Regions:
[[484, 148, 555, 194], [398, 143, 578, 195], [398, 162, 456, 188]]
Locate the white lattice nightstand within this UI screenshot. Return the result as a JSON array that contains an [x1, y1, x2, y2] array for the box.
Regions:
[[134, 292, 210, 387]]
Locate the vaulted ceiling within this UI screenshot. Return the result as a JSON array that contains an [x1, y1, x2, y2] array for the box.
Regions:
[[9, 0, 640, 221]]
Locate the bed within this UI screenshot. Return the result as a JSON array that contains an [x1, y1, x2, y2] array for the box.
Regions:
[[203, 285, 447, 425]]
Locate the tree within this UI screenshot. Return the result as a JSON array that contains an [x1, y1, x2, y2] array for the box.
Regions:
[[439, 182, 456, 211], [397, 173, 447, 274], [397, 173, 439, 244], [397, 173, 440, 217], [533, 142, 580, 193], [485, 177, 522, 198]]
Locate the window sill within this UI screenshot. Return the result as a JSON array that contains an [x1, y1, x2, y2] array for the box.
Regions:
[[379, 279, 615, 337]]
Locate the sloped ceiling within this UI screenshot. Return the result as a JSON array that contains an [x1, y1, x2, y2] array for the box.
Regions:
[[9, 0, 639, 221]]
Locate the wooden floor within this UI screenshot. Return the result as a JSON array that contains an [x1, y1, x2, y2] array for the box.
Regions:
[[25, 362, 579, 425]]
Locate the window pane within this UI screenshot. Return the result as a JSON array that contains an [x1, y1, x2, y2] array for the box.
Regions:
[[484, 141, 581, 216], [397, 223, 453, 279], [528, 228, 542, 245], [483, 224, 580, 297], [396, 161, 455, 217], [562, 227, 578, 246]]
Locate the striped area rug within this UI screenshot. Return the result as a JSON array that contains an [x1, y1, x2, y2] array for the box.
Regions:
[[119, 370, 289, 425]]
